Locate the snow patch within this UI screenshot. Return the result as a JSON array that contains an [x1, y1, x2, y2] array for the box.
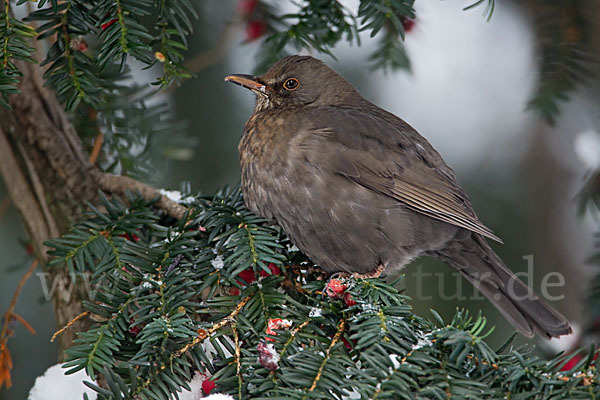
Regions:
[[309, 307, 322, 317], [28, 364, 97, 400], [389, 354, 401, 369], [204, 394, 234, 400], [179, 371, 205, 400], [286, 244, 300, 252], [412, 335, 433, 351], [211, 254, 225, 270], [160, 189, 196, 205]]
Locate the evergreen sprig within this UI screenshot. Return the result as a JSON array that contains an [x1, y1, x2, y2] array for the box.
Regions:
[[526, 1, 596, 125], [358, 0, 413, 70], [153, 0, 197, 87], [71, 84, 190, 180], [0, 7, 36, 108], [10, 0, 196, 178], [45, 187, 599, 399], [23, 0, 196, 111], [255, 0, 414, 73], [26, 1, 103, 111]]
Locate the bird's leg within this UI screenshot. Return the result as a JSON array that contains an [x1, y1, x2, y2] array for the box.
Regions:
[[330, 272, 350, 279], [351, 264, 384, 280], [322, 265, 384, 298]]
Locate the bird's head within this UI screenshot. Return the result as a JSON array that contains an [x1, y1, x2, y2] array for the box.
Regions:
[[225, 55, 362, 112]]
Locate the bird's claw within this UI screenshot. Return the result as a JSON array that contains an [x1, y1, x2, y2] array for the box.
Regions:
[[351, 264, 385, 280]]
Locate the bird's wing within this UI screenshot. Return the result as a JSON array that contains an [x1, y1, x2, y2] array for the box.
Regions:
[[299, 106, 502, 243]]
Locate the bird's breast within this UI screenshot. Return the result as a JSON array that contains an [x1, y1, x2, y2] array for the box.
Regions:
[[238, 110, 296, 221]]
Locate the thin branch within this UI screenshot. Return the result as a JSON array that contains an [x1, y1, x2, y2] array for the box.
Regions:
[[9, 313, 35, 335], [280, 320, 310, 359], [51, 311, 90, 343], [88, 109, 104, 166], [174, 295, 252, 358], [0, 259, 39, 341], [88, 131, 103, 165], [232, 323, 242, 400], [97, 173, 188, 220], [305, 319, 346, 395]]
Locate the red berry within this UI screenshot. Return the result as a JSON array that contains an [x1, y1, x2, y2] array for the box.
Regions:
[[101, 18, 118, 30], [237, 268, 256, 285], [343, 292, 357, 307], [342, 337, 353, 350], [245, 20, 267, 41], [238, 0, 259, 16], [401, 17, 415, 33], [257, 341, 279, 371], [265, 318, 292, 341], [259, 263, 282, 277], [326, 279, 347, 297], [154, 51, 166, 63], [128, 319, 142, 337], [69, 36, 88, 52], [201, 378, 216, 394], [25, 242, 34, 255], [265, 318, 280, 340], [560, 350, 599, 371], [560, 353, 583, 371], [119, 233, 140, 241]]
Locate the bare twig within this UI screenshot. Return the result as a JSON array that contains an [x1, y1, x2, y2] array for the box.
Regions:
[[9, 313, 35, 335], [0, 259, 38, 389], [232, 323, 242, 399], [0, 259, 39, 341], [174, 295, 252, 358], [51, 311, 89, 343], [88, 110, 104, 166], [88, 130, 103, 165], [97, 173, 189, 220]]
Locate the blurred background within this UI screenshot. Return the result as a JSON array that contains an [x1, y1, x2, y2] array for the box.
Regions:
[[2, 0, 599, 398]]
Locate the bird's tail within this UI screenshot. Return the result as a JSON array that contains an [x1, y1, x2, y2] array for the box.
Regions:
[[436, 234, 572, 339]]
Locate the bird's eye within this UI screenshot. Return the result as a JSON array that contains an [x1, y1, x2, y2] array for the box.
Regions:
[[283, 78, 299, 91]]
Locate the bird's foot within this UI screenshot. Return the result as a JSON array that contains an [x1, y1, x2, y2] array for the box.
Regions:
[[351, 264, 385, 280]]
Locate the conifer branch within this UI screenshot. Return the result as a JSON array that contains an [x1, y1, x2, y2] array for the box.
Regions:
[[306, 319, 346, 395]]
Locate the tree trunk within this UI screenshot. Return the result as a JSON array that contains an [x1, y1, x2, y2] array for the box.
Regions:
[[0, 62, 102, 357]]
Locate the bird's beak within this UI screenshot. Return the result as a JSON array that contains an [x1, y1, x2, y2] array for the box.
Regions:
[[224, 74, 267, 93]]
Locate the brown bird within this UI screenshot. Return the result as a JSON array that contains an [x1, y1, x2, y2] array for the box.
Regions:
[[225, 55, 571, 339]]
